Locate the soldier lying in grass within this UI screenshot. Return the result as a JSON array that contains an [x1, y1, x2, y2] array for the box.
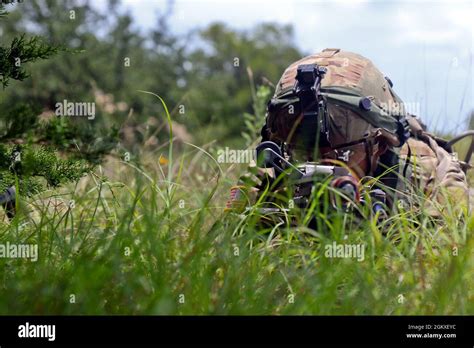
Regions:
[[227, 48, 471, 221]]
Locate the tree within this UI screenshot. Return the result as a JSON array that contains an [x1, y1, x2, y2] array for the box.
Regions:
[[0, 0, 116, 219], [0, 0, 183, 152], [180, 22, 301, 144], [0, 1, 60, 88]]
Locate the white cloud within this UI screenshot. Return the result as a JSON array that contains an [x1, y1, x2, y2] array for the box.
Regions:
[[393, 2, 473, 46]]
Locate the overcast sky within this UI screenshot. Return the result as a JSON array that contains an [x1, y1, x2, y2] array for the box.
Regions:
[[109, 0, 473, 133]]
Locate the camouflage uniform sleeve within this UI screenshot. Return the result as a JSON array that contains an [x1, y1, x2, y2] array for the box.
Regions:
[[399, 135, 469, 216], [425, 136, 469, 211]]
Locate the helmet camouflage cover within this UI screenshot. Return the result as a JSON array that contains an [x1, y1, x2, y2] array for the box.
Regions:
[[265, 48, 408, 171]]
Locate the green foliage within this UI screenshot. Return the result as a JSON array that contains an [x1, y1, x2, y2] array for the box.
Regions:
[[183, 22, 300, 143], [0, 2, 302, 144], [39, 118, 119, 164], [0, 0, 184, 120], [242, 84, 272, 146], [0, 103, 40, 139], [0, 143, 89, 195], [0, 136, 471, 314], [0, 33, 62, 88], [0, 0, 115, 202]]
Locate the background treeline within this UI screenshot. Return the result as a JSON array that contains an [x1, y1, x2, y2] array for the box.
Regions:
[[2, 0, 473, 150], [0, 0, 302, 149]]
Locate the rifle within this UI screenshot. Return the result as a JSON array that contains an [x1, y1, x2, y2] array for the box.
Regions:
[[251, 140, 388, 219], [445, 130, 474, 173]]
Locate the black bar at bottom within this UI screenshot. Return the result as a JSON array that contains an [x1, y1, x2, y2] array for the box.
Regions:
[[0, 315, 472, 346]]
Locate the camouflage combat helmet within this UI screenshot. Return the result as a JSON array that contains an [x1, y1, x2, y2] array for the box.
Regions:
[[263, 48, 410, 177]]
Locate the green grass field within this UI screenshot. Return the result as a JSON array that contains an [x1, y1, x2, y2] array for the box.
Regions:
[[0, 0, 472, 318], [0, 132, 472, 315]]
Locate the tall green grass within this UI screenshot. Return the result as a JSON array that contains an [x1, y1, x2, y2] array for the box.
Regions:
[[0, 145, 472, 314], [0, 94, 472, 315]]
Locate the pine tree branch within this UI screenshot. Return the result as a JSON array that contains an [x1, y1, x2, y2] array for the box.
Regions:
[[0, 34, 63, 88], [0, 0, 21, 19], [0, 144, 90, 196]]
